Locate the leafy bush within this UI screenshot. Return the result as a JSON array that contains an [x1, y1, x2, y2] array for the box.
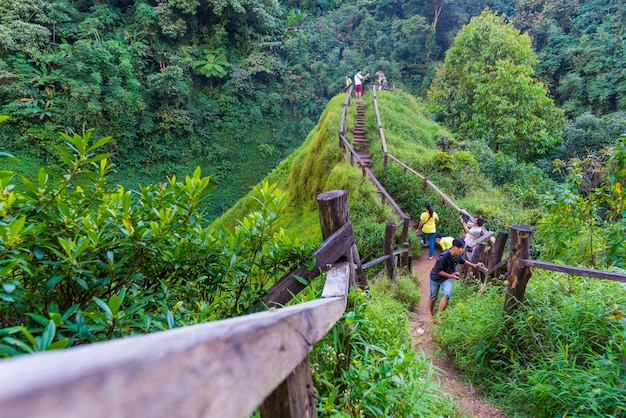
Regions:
[[370, 274, 420, 312], [0, 130, 315, 356]]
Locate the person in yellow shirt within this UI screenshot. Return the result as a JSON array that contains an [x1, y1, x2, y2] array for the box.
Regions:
[[435, 234, 454, 251], [417, 202, 439, 259]]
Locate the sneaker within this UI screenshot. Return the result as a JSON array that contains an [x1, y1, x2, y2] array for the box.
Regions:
[[428, 256, 433, 260]]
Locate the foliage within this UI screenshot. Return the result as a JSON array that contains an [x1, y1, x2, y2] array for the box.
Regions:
[[435, 273, 626, 417], [0, 130, 315, 356], [557, 111, 626, 161], [370, 274, 421, 312], [536, 137, 626, 269], [194, 49, 229, 78], [312, 287, 458, 417], [427, 9, 565, 162], [515, 0, 626, 116]]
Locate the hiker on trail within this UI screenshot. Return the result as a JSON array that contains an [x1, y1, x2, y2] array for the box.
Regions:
[[375, 71, 388, 91], [354, 69, 369, 101], [417, 202, 439, 260], [460, 214, 484, 256], [435, 233, 454, 251], [429, 238, 484, 318], [344, 75, 352, 92]]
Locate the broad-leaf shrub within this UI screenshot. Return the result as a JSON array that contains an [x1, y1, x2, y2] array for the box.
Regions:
[[0, 131, 315, 356], [536, 137, 626, 268]]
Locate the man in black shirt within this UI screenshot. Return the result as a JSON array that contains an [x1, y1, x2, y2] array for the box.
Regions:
[[429, 238, 484, 318]]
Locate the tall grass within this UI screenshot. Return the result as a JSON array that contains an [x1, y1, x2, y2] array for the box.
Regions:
[[312, 284, 459, 417], [435, 271, 626, 417]]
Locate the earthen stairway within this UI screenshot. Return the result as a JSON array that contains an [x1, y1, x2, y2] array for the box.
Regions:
[[352, 100, 371, 165]]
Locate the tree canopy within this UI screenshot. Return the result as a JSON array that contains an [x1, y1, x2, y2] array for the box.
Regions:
[[427, 9, 565, 161]]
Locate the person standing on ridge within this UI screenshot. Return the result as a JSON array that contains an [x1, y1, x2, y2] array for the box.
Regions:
[[417, 201, 439, 260], [344, 75, 352, 92], [354, 69, 369, 101], [429, 238, 484, 319]]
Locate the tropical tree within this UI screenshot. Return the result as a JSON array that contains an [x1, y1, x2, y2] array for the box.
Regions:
[[427, 9, 565, 161]]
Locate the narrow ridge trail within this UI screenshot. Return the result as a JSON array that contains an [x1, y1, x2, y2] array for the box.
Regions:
[[409, 249, 506, 418]]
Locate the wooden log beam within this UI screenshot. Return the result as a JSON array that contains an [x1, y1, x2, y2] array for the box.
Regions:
[[261, 222, 354, 307], [518, 259, 626, 283], [259, 357, 317, 418], [488, 230, 509, 271]]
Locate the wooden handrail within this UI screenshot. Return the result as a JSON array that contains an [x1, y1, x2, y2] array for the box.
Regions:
[[262, 221, 355, 307], [386, 153, 463, 213], [371, 86, 389, 155], [0, 264, 350, 418], [340, 85, 353, 136], [338, 136, 409, 222], [518, 259, 626, 283], [361, 248, 408, 270], [339, 134, 369, 168]]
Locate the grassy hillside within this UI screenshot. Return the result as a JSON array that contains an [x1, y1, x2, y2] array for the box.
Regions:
[[214, 88, 624, 417]]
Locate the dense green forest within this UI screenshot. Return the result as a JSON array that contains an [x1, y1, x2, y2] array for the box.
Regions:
[[1, 0, 625, 416], [2, 0, 626, 216]]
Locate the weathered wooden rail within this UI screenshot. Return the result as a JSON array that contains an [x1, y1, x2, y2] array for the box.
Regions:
[[0, 191, 359, 418], [370, 86, 501, 276], [338, 84, 411, 280], [504, 225, 626, 313]]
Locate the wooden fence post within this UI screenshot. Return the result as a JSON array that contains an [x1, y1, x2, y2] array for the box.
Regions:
[[260, 356, 317, 418], [316, 190, 367, 287], [488, 230, 509, 272], [317, 190, 353, 286], [383, 222, 397, 283], [400, 216, 410, 243], [402, 242, 410, 269], [504, 225, 533, 314]]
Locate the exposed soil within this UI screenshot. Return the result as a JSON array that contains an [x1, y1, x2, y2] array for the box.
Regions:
[[409, 249, 506, 418]]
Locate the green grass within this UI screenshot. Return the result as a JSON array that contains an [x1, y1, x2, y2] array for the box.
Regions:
[[435, 272, 626, 417]]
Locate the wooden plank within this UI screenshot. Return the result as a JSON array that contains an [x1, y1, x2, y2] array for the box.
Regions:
[[488, 231, 509, 270], [0, 294, 348, 418], [362, 254, 390, 269], [519, 259, 626, 283], [467, 231, 494, 248], [322, 262, 351, 298], [486, 258, 508, 276], [260, 357, 317, 418], [262, 222, 354, 307], [362, 166, 408, 218]]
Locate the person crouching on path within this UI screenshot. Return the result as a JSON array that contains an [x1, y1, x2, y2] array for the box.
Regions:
[[435, 233, 454, 251], [354, 69, 369, 101], [417, 201, 439, 260], [429, 238, 484, 318]]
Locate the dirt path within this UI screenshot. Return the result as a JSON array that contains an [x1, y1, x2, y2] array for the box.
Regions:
[[409, 249, 506, 418]]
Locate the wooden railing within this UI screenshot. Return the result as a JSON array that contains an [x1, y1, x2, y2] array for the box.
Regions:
[[370, 86, 502, 277], [503, 225, 626, 313], [339, 85, 411, 247], [0, 190, 359, 418]]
